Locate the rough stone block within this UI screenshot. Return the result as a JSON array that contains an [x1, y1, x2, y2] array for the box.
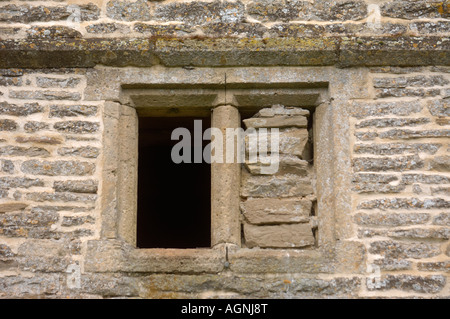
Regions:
[[376, 88, 440, 99], [358, 197, 450, 210], [256, 105, 310, 118], [428, 99, 449, 117], [428, 155, 450, 172], [369, 241, 441, 259], [381, 1, 448, 20], [36, 76, 81, 88], [243, 116, 308, 129], [16, 136, 62, 145], [241, 197, 311, 224], [49, 105, 98, 118], [417, 261, 450, 273], [154, 0, 245, 25], [244, 223, 315, 248], [352, 155, 424, 172], [9, 90, 81, 101], [0, 4, 100, 23], [402, 173, 450, 184], [57, 146, 100, 159], [354, 212, 430, 227], [367, 275, 446, 294], [27, 26, 82, 39], [354, 143, 441, 155], [0, 146, 50, 157], [356, 118, 430, 128], [106, 0, 152, 21], [0, 75, 22, 86], [0, 202, 28, 213], [350, 100, 422, 119], [24, 121, 49, 133], [1, 159, 14, 174], [0, 177, 43, 189], [373, 258, 412, 271], [0, 119, 17, 131], [53, 121, 99, 134], [53, 180, 98, 194], [25, 192, 97, 203], [241, 171, 313, 198], [0, 102, 43, 116], [433, 213, 450, 226], [21, 160, 95, 176]]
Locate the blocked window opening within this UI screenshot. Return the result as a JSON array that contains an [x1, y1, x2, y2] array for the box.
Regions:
[[137, 117, 211, 249]]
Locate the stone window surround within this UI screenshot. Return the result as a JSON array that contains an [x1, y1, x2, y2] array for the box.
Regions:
[[85, 66, 368, 275]]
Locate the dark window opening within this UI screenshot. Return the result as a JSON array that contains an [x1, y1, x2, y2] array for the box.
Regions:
[[137, 117, 211, 249]]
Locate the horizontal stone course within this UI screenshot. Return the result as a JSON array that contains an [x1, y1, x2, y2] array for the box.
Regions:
[[24, 122, 49, 133], [0, 146, 49, 157], [57, 146, 100, 159], [350, 100, 422, 119], [352, 155, 424, 172], [0, 119, 17, 131], [53, 180, 98, 194], [25, 192, 97, 203], [353, 143, 441, 155], [244, 223, 315, 248]]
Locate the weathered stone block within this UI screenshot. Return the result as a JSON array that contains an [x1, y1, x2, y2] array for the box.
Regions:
[[21, 160, 95, 176], [369, 241, 441, 259], [27, 26, 82, 39], [356, 118, 430, 128], [358, 197, 450, 210], [354, 212, 430, 227], [367, 275, 446, 294], [411, 21, 450, 34], [0, 75, 22, 86], [0, 102, 43, 116], [36, 76, 81, 88], [61, 215, 95, 227], [9, 90, 81, 101], [244, 223, 314, 248], [379, 129, 450, 139], [53, 121, 99, 134], [428, 99, 449, 117], [433, 212, 450, 226], [241, 198, 311, 224], [257, 105, 310, 118], [352, 155, 424, 172], [1, 159, 14, 174], [428, 155, 450, 172], [86, 23, 129, 34], [0, 202, 28, 213], [241, 172, 313, 198], [53, 180, 98, 194], [381, 1, 449, 20], [350, 100, 422, 119], [106, 0, 152, 21], [243, 116, 308, 129], [16, 136, 62, 145], [49, 105, 98, 118], [354, 143, 441, 155], [402, 173, 450, 184], [155, 0, 245, 25], [202, 22, 267, 37], [25, 192, 97, 203], [245, 155, 310, 176], [24, 121, 49, 133], [373, 259, 412, 271], [134, 23, 195, 36], [57, 146, 100, 159], [373, 75, 449, 88], [0, 4, 100, 23], [0, 119, 17, 131], [417, 261, 450, 273], [0, 177, 43, 189], [0, 146, 50, 157], [387, 227, 450, 240], [270, 23, 324, 37], [376, 88, 440, 99]]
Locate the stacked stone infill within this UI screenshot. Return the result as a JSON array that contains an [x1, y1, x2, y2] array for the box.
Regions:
[[351, 66, 450, 297], [240, 105, 315, 249], [0, 68, 101, 297], [0, 0, 448, 40]]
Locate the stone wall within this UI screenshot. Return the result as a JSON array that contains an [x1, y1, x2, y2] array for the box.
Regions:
[[0, 0, 449, 298]]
